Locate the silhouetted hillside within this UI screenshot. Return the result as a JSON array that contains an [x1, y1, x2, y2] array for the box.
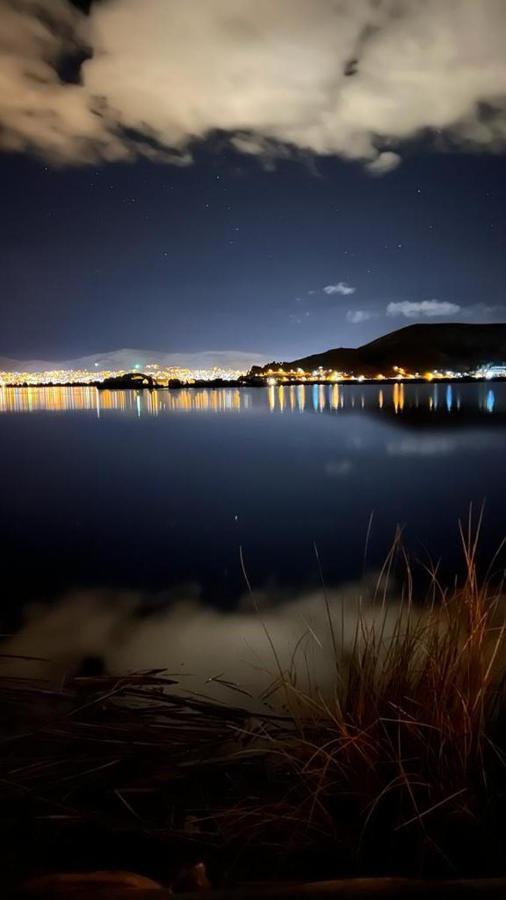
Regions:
[[253, 324, 506, 376], [98, 372, 158, 389]]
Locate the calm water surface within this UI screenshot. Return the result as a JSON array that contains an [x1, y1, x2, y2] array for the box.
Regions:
[[0, 382, 504, 609]]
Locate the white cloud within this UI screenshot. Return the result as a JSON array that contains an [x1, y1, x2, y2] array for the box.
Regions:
[[346, 309, 373, 324], [324, 281, 356, 296], [365, 151, 402, 175], [386, 300, 461, 318], [2, 1, 506, 167]]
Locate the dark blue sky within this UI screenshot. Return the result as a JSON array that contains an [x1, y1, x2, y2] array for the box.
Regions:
[[1, 0, 506, 364], [1, 142, 505, 362]]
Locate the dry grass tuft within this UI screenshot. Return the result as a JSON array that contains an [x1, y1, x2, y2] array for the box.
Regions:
[[222, 512, 506, 876], [1, 516, 506, 882]]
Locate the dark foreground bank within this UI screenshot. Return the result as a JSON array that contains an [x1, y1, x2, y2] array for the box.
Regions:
[[3, 530, 506, 895]]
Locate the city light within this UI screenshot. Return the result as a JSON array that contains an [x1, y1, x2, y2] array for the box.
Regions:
[[250, 364, 506, 385], [0, 364, 248, 387], [2, 361, 506, 389]]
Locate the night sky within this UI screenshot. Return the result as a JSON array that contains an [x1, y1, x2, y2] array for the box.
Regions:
[[1, 0, 505, 364]]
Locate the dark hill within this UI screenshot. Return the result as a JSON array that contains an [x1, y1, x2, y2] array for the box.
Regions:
[[254, 324, 506, 376], [98, 372, 158, 389]]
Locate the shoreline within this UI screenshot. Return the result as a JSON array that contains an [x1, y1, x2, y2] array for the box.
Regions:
[[3, 548, 506, 889], [2, 376, 505, 390]]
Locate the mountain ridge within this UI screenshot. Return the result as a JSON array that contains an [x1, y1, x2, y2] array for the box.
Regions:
[[3, 324, 506, 377], [0, 348, 268, 373], [252, 324, 506, 376]]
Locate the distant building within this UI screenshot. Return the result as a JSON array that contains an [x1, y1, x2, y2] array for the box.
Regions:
[[480, 364, 506, 379]]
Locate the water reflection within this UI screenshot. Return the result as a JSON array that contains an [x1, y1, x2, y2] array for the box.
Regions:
[[0, 386, 245, 415], [0, 386, 99, 414], [387, 436, 457, 457], [2, 380, 506, 607], [0, 383, 500, 418], [393, 382, 404, 413]]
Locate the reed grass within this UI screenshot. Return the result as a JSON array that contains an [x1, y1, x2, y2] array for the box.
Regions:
[[1, 516, 506, 883], [225, 510, 506, 877]]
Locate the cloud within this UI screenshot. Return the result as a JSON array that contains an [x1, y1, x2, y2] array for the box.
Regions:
[[2, 1, 506, 167], [324, 282, 356, 296], [386, 300, 461, 318], [365, 151, 402, 175], [346, 309, 374, 324]]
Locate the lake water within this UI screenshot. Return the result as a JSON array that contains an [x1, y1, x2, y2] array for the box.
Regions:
[[1, 382, 505, 614]]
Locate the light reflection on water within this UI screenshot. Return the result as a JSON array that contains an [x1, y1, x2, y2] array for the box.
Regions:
[[2, 380, 506, 605], [0, 386, 245, 415], [0, 383, 501, 416]]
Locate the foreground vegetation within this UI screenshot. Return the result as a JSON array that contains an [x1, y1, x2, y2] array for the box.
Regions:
[[2, 518, 506, 889]]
